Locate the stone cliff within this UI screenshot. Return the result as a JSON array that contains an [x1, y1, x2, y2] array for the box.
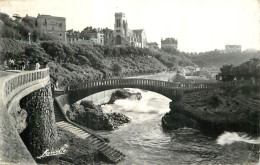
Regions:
[[162, 85, 260, 135]]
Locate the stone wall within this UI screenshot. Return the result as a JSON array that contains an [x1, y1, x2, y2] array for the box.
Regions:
[[20, 82, 58, 159]]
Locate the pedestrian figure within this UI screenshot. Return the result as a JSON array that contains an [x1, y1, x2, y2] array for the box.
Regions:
[[25, 60, 30, 70], [21, 60, 25, 71], [9, 59, 14, 70], [55, 80, 59, 90], [35, 61, 40, 70], [43, 61, 48, 68], [3, 60, 8, 70]]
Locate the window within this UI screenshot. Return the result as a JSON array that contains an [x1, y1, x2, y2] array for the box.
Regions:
[[115, 35, 121, 45], [52, 27, 54, 30], [116, 19, 121, 27]]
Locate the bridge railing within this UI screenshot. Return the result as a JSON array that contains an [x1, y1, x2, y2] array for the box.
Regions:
[[0, 68, 50, 106], [67, 78, 248, 92]]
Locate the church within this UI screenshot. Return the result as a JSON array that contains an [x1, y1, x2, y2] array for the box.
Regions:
[[107, 12, 147, 48]]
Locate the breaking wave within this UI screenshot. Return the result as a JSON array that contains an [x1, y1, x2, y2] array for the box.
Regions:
[[217, 132, 260, 145]]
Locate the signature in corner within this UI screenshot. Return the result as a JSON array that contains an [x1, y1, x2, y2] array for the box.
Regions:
[[37, 144, 69, 159]]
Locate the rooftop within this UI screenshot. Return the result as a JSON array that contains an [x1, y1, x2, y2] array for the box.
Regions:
[[37, 14, 65, 20], [161, 37, 178, 44], [148, 42, 158, 45], [115, 12, 125, 17]]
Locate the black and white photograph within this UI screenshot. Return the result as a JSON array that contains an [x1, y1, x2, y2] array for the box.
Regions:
[[0, 0, 259, 164]]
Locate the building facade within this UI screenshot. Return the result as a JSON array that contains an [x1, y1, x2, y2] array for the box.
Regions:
[[225, 45, 241, 53], [81, 27, 105, 45], [66, 29, 81, 43], [107, 12, 147, 48], [161, 38, 178, 50], [148, 42, 159, 49], [37, 14, 66, 42]]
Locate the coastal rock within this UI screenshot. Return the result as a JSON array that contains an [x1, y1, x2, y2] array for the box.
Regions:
[[66, 89, 139, 130], [67, 100, 131, 130], [9, 103, 28, 134], [107, 112, 131, 129], [162, 85, 260, 135], [107, 89, 142, 104], [67, 102, 114, 130]]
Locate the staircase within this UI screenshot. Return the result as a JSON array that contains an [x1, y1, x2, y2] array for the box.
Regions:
[[53, 101, 125, 163]]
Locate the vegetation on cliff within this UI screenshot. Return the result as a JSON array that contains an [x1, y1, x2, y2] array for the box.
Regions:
[[0, 12, 195, 87], [219, 58, 260, 81], [0, 37, 195, 86]]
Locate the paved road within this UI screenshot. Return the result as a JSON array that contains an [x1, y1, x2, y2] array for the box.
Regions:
[[0, 71, 18, 78], [0, 72, 11, 78]]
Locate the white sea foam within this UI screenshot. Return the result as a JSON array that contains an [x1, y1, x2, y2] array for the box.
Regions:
[[217, 132, 260, 145], [101, 88, 171, 122]]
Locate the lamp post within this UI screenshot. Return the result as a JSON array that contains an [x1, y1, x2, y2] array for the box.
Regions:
[[28, 32, 31, 44]]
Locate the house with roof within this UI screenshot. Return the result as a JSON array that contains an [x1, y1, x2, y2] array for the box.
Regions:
[[36, 14, 66, 42], [161, 37, 178, 50], [148, 42, 159, 49]]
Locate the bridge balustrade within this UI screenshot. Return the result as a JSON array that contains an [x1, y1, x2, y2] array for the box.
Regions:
[[3, 69, 49, 104], [67, 78, 249, 94]]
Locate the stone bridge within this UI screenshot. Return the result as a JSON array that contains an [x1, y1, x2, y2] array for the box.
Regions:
[[0, 68, 50, 165], [66, 79, 245, 104]]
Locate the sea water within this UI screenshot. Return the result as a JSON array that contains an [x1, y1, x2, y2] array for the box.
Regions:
[[96, 73, 259, 164]]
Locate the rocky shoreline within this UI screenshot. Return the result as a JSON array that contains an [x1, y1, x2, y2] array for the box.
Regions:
[[66, 89, 141, 131], [162, 84, 260, 136]]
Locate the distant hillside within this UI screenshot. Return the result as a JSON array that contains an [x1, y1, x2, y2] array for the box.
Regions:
[[184, 50, 260, 68]]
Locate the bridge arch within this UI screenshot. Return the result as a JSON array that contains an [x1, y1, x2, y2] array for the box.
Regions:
[[66, 79, 241, 104]]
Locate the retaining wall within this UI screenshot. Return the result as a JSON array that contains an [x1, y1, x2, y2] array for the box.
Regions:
[[0, 68, 49, 165]]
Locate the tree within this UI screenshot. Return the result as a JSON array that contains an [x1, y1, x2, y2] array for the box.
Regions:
[[32, 30, 38, 42], [22, 17, 37, 28], [78, 55, 90, 65], [112, 62, 122, 78]]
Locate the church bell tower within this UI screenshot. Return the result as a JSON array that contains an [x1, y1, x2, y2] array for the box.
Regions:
[[114, 12, 128, 36]]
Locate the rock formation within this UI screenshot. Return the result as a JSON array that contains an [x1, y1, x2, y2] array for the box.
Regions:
[[20, 82, 58, 159], [66, 89, 139, 131], [162, 85, 260, 135], [107, 89, 142, 104]]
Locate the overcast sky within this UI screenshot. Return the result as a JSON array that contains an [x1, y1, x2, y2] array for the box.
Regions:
[[0, 0, 259, 52]]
